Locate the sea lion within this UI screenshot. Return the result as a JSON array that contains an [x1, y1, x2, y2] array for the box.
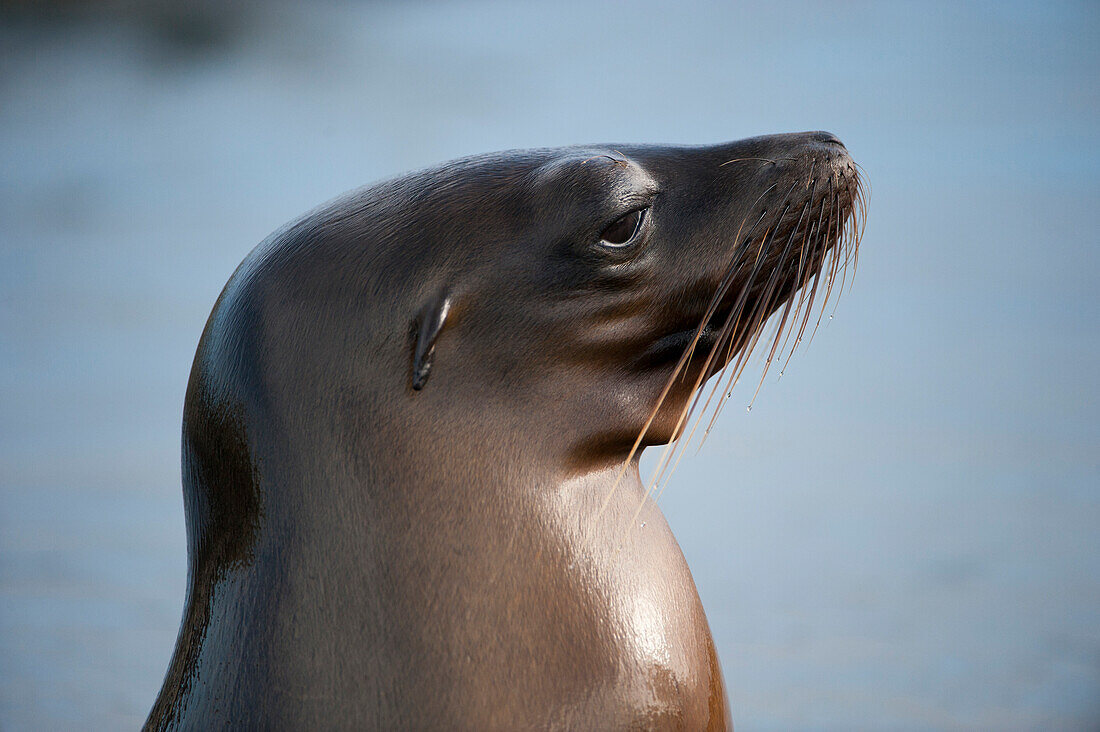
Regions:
[[145, 132, 865, 730]]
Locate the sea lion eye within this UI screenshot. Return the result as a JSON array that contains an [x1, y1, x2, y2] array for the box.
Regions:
[[599, 208, 647, 247]]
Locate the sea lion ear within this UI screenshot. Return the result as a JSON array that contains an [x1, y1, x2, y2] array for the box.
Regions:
[[411, 289, 452, 391]]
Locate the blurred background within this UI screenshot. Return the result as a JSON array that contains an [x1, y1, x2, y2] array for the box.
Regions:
[[1, 0, 1097, 729]]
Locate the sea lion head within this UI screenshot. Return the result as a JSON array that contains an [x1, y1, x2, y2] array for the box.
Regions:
[[190, 133, 865, 491]]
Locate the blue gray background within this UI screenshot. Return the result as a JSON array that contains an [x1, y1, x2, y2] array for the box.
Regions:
[[1, 1, 1097, 729]]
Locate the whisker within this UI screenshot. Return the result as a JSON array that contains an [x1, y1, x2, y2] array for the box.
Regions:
[[775, 170, 821, 368], [596, 183, 782, 520], [614, 158, 866, 534], [731, 196, 817, 411], [629, 183, 803, 517], [805, 187, 842, 348], [678, 207, 770, 378], [758, 201, 814, 373], [775, 219, 817, 373], [580, 153, 628, 167], [718, 157, 796, 167]]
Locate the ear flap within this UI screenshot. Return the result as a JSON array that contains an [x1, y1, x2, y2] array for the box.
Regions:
[[411, 291, 452, 391]]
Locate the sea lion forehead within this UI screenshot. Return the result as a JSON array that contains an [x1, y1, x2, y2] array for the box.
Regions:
[[523, 148, 659, 221], [531, 148, 655, 189]]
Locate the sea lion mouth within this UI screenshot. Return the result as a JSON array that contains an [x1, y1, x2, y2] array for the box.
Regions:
[[635, 292, 763, 370]]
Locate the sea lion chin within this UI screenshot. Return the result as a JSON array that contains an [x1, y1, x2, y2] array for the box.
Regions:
[[145, 132, 865, 730]]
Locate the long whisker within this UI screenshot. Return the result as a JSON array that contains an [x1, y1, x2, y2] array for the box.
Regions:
[[718, 157, 796, 167], [790, 187, 836, 353], [779, 190, 831, 374], [678, 203, 772, 379], [806, 186, 843, 347], [706, 175, 853, 437], [596, 183, 779, 519], [630, 183, 802, 517], [616, 159, 866, 533], [800, 186, 838, 351], [774, 170, 822, 371], [748, 200, 815, 404]]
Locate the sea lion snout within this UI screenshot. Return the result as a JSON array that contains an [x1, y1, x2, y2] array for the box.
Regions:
[[808, 130, 845, 148]]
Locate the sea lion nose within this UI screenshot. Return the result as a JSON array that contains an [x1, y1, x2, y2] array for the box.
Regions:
[[809, 131, 845, 148]]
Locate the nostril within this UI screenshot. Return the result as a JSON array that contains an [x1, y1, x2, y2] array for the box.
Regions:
[[812, 131, 845, 148]]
